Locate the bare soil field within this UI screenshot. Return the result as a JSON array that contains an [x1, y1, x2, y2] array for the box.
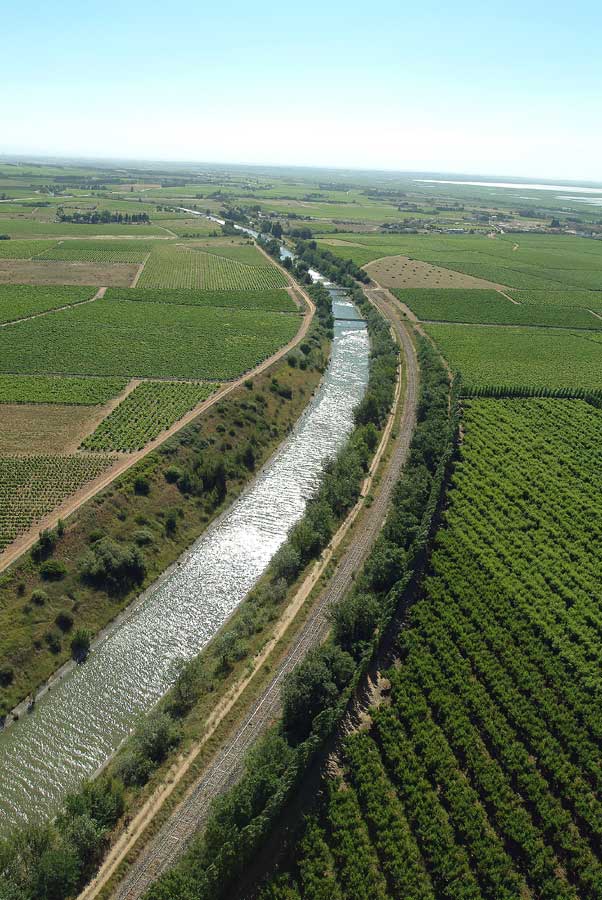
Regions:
[[365, 254, 504, 290], [0, 403, 112, 454], [0, 260, 139, 286]]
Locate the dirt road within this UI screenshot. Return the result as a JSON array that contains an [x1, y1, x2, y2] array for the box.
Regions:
[[97, 287, 418, 900]]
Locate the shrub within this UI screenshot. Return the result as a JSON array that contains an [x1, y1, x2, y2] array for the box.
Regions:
[[164, 508, 180, 535], [164, 465, 183, 484], [55, 610, 74, 632], [134, 474, 150, 496], [31, 589, 49, 606], [31, 528, 57, 562], [79, 538, 146, 591], [271, 544, 302, 583], [40, 559, 68, 581], [116, 751, 153, 787], [0, 665, 14, 687], [133, 528, 154, 546], [71, 628, 92, 661], [45, 629, 62, 654], [136, 712, 181, 765]]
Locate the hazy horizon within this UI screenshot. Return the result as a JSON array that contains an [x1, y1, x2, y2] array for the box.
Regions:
[[2, 153, 602, 191]]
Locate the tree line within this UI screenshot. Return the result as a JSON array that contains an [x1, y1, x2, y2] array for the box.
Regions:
[[56, 208, 150, 225]]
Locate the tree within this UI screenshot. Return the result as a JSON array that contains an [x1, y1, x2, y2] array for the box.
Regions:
[[136, 712, 181, 764], [332, 592, 380, 656], [35, 845, 80, 900], [282, 645, 354, 744]]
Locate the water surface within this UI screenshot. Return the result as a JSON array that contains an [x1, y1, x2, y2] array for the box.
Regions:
[[0, 294, 368, 829]]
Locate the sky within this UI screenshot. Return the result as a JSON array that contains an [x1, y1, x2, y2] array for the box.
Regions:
[[2, 1, 601, 181]]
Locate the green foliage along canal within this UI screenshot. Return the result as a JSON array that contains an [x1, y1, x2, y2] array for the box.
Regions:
[[0, 290, 369, 829]]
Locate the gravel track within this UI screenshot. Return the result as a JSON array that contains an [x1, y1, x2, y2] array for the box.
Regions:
[[109, 287, 418, 900]]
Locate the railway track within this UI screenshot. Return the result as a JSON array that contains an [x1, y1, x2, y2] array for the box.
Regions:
[[106, 286, 418, 900]]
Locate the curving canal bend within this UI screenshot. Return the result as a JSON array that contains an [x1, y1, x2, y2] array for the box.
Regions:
[[0, 288, 369, 830]]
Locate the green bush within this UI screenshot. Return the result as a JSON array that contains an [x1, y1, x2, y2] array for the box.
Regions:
[[70, 628, 91, 661], [79, 538, 146, 591], [55, 610, 74, 633], [0, 665, 14, 687], [133, 474, 150, 496], [40, 560, 67, 581]]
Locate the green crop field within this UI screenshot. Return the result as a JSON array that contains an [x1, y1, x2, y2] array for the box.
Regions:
[[81, 381, 216, 451], [0, 218, 165, 237], [190, 240, 269, 266], [509, 289, 602, 308], [138, 243, 288, 290], [316, 233, 602, 290], [0, 240, 59, 259], [267, 397, 602, 900], [426, 322, 602, 392], [0, 454, 117, 550], [0, 284, 96, 323], [0, 299, 299, 379], [104, 286, 296, 312], [158, 218, 218, 236], [34, 240, 158, 264], [0, 375, 127, 405], [396, 288, 602, 328]]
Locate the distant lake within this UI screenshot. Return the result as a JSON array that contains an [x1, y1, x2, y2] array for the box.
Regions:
[[415, 179, 602, 195]]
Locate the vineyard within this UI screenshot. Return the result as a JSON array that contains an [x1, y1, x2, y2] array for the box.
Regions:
[[189, 240, 269, 266], [396, 288, 602, 328], [34, 240, 157, 264], [137, 243, 288, 290], [158, 218, 218, 236], [316, 233, 602, 291], [264, 398, 602, 900], [104, 286, 297, 312], [0, 284, 95, 323], [508, 289, 602, 309], [0, 219, 165, 237], [0, 374, 127, 405], [426, 322, 602, 392], [0, 454, 116, 549], [0, 240, 58, 259], [81, 381, 215, 451], [0, 299, 299, 379]]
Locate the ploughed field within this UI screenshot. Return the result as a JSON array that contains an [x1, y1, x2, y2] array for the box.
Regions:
[[0, 229, 297, 554], [264, 398, 602, 900]]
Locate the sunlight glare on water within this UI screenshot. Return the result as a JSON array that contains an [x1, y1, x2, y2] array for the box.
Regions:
[[0, 293, 368, 829]]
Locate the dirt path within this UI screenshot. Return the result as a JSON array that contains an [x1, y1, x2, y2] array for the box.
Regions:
[[130, 254, 150, 287], [0, 274, 315, 576], [0, 286, 107, 328], [497, 288, 521, 305], [86, 287, 418, 900]]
